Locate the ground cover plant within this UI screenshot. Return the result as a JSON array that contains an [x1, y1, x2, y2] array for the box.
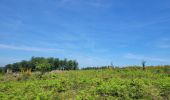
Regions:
[[0, 66, 170, 100]]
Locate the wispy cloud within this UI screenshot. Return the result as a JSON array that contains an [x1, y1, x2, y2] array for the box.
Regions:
[[124, 53, 169, 62], [0, 44, 63, 52]]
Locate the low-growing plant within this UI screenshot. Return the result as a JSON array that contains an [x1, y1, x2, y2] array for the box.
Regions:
[[0, 66, 170, 99]]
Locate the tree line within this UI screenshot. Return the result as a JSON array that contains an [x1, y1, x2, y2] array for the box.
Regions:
[[3, 57, 79, 72]]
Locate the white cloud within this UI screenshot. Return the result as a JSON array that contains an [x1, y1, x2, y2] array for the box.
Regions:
[[124, 53, 169, 62], [0, 44, 63, 52]]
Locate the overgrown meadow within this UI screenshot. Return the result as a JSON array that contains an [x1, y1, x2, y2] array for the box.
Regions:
[[0, 66, 170, 100]]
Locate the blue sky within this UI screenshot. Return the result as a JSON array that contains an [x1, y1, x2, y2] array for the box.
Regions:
[[0, 0, 170, 67]]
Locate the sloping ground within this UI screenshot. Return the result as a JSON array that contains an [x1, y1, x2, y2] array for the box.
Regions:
[[0, 68, 170, 100]]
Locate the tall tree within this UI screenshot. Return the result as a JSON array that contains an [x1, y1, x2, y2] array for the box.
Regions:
[[73, 60, 79, 70], [35, 59, 51, 75], [47, 57, 55, 70], [54, 58, 60, 70]]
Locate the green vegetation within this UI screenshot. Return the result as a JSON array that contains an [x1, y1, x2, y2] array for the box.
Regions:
[[4, 57, 79, 73], [35, 59, 51, 75], [0, 66, 170, 100]]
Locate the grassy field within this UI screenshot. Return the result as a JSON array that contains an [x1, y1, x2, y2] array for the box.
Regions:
[[0, 67, 170, 100]]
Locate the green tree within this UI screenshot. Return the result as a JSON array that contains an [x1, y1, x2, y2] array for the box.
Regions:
[[20, 60, 31, 71], [12, 63, 20, 72], [47, 57, 55, 70], [63, 58, 68, 70], [67, 60, 74, 70], [4, 57, 79, 72], [59, 60, 64, 70], [54, 58, 60, 70], [0, 67, 5, 74], [73, 60, 79, 70], [30, 57, 46, 71], [35, 59, 51, 75]]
